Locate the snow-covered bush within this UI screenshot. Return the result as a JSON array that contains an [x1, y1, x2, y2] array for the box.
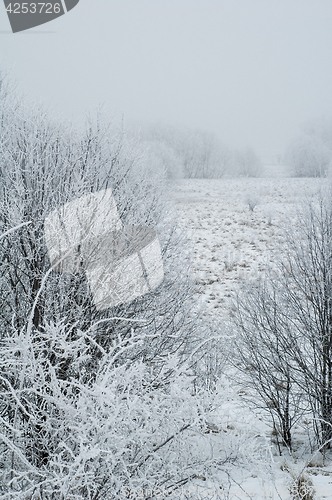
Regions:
[[0, 319, 209, 498], [0, 89, 198, 367], [288, 471, 315, 500], [0, 76, 216, 495], [245, 193, 260, 213], [0, 312, 274, 499]]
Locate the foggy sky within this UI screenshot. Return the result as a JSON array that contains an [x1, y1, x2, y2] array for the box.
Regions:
[[1, 0, 332, 161]]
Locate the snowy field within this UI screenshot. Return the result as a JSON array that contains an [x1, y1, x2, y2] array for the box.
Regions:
[[166, 177, 331, 499], [168, 177, 324, 324]]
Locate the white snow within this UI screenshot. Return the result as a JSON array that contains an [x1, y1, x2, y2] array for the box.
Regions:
[[166, 176, 331, 499]]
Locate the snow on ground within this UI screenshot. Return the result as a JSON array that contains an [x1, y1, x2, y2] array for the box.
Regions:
[[168, 177, 323, 324], [165, 177, 331, 499]]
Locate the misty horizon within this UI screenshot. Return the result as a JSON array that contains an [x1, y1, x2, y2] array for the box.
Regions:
[[1, 1, 332, 163]]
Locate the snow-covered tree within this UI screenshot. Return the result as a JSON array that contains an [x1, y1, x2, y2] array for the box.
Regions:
[[0, 77, 207, 491], [232, 147, 263, 178], [285, 118, 332, 177], [135, 123, 233, 178]]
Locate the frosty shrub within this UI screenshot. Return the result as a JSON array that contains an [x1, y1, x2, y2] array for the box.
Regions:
[[289, 472, 315, 500], [0, 75, 219, 497], [0, 86, 198, 367], [245, 193, 260, 213], [232, 276, 305, 451], [0, 312, 270, 499], [0, 318, 213, 499]]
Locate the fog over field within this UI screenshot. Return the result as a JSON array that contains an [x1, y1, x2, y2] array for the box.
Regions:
[[1, 1, 332, 161]]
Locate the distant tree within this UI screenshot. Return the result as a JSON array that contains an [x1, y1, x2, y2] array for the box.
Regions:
[[138, 139, 183, 179], [285, 118, 332, 177], [135, 123, 233, 178], [232, 147, 263, 177], [285, 135, 331, 177]]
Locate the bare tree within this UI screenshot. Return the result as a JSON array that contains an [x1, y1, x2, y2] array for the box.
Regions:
[[232, 187, 332, 451], [232, 278, 305, 450]]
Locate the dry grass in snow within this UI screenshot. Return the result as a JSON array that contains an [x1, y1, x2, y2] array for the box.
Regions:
[[167, 177, 323, 324]]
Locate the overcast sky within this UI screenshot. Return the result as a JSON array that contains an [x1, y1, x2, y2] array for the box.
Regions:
[[1, 1, 332, 160]]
